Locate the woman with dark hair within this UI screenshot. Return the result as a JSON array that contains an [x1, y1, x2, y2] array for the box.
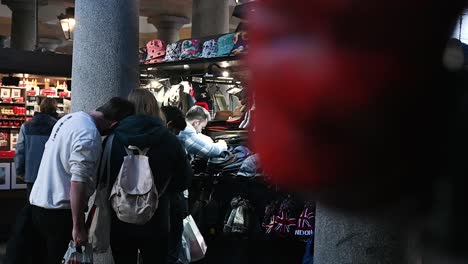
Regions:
[[108, 89, 192, 263]]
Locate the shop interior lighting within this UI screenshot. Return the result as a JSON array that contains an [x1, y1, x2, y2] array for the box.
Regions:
[[58, 7, 75, 41], [221, 61, 230, 68], [222, 71, 230, 77]]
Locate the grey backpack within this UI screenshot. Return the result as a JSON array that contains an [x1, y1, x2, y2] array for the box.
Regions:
[[109, 145, 168, 225]]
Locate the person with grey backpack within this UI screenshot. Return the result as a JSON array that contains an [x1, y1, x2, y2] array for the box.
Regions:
[[107, 89, 192, 264]]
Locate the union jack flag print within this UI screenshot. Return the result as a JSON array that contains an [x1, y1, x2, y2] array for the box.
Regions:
[[297, 207, 314, 229], [262, 216, 275, 234], [274, 211, 296, 234]]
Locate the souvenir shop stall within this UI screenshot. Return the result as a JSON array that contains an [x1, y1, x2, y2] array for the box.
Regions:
[[0, 48, 72, 240], [139, 29, 315, 263]]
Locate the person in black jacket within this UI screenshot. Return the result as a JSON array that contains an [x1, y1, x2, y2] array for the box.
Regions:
[[15, 98, 58, 198], [161, 106, 190, 264], [108, 89, 192, 263]]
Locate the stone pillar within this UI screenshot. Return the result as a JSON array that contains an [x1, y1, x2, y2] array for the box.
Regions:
[[191, 0, 229, 38], [148, 15, 189, 44], [314, 203, 407, 263], [71, 0, 139, 114], [3, 0, 39, 50]]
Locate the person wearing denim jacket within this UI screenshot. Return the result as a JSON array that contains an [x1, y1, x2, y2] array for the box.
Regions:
[[15, 98, 58, 198]]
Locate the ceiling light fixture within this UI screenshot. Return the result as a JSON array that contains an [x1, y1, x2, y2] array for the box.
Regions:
[[58, 7, 75, 41]]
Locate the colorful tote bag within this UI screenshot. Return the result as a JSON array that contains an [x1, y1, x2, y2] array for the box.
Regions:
[[180, 39, 202, 60], [217, 33, 236, 56], [201, 39, 218, 58], [164, 42, 182, 62], [145, 39, 166, 64]]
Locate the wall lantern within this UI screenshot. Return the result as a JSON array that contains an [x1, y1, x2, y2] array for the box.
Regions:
[[58, 7, 75, 41]]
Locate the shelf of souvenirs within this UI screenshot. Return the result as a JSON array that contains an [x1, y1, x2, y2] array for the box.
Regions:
[[26, 95, 71, 100], [0, 102, 25, 106], [0, 118, 24, 121]]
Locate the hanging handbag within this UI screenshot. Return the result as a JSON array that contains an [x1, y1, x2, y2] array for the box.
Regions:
[[164, 42, 182, 62], [145, 39, 167, 64], [217, 33, 236, 57], [201, 39, 218, 58], [88, 135, 114, 253], [180, 39, 202, 60]]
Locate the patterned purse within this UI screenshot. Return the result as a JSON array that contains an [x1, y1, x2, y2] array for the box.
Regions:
[[164, 42, 182, 62], [180, 39, 202, 60], [145, 39, 166, 64], [217, 33, 236, 57], [201, 39, 218, 58]]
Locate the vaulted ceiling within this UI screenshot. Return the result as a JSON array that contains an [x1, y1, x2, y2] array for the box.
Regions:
[[0, 0, 242, 53]]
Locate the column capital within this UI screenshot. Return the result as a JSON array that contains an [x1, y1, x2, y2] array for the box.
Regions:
[[148, 15, 189, 31]]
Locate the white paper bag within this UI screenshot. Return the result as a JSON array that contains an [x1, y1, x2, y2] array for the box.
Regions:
[[182, 215, 207, 262]]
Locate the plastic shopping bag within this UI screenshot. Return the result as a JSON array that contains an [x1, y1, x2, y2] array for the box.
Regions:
[[178, 233, 191, 264], [62, 241, 93, 264], [182, 215, 207, 262]]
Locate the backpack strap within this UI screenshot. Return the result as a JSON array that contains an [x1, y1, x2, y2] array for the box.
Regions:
[[158, 176, 172, 199], [96, 134, 114, 188], [126, 145, 150, 156]]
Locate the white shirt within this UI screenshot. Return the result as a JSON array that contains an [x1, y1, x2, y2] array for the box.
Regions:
[[30, 112, 102, 209]]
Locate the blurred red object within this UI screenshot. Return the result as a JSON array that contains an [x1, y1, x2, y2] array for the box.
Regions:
[[249, 0, 467, 209], [0, 151, 15, 158]]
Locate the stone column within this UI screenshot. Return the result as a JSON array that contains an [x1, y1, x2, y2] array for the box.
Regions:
[[71, 0, 139, 113], [314, 203, 407, 263], [3, 0, 39, 50], [148, 15, 189, 44], [191, 0, 229, 38]]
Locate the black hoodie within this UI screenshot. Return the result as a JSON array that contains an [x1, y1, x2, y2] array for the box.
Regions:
[[108, 114, 192, 235]]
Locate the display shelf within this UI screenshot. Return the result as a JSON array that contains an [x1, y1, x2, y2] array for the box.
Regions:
[[0, 118, 24, 121], [0, 102, 25, 106], [0, 126, 20, 129], [0, 86, 26, 90], [0, 114, 25, 118], [26, 95, 71, 100], [140, 55, 242, 68]]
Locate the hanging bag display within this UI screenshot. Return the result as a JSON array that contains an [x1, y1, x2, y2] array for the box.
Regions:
[[145, 39, 167, 64], [180, 39, 202, 60], [201, 39, 218, 58], [62, 241, 93, 264], [164, 41, 182, 62], [183, 215, 208, 262], [88, 135, 114, 253], [217, 33, 236, 57]]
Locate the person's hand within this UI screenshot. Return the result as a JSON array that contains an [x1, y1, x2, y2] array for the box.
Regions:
[[217, 139, 227, 149], [72, 225, 88, 247]]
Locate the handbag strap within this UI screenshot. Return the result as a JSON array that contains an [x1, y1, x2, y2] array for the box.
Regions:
[[85, 134, 114, 230]]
